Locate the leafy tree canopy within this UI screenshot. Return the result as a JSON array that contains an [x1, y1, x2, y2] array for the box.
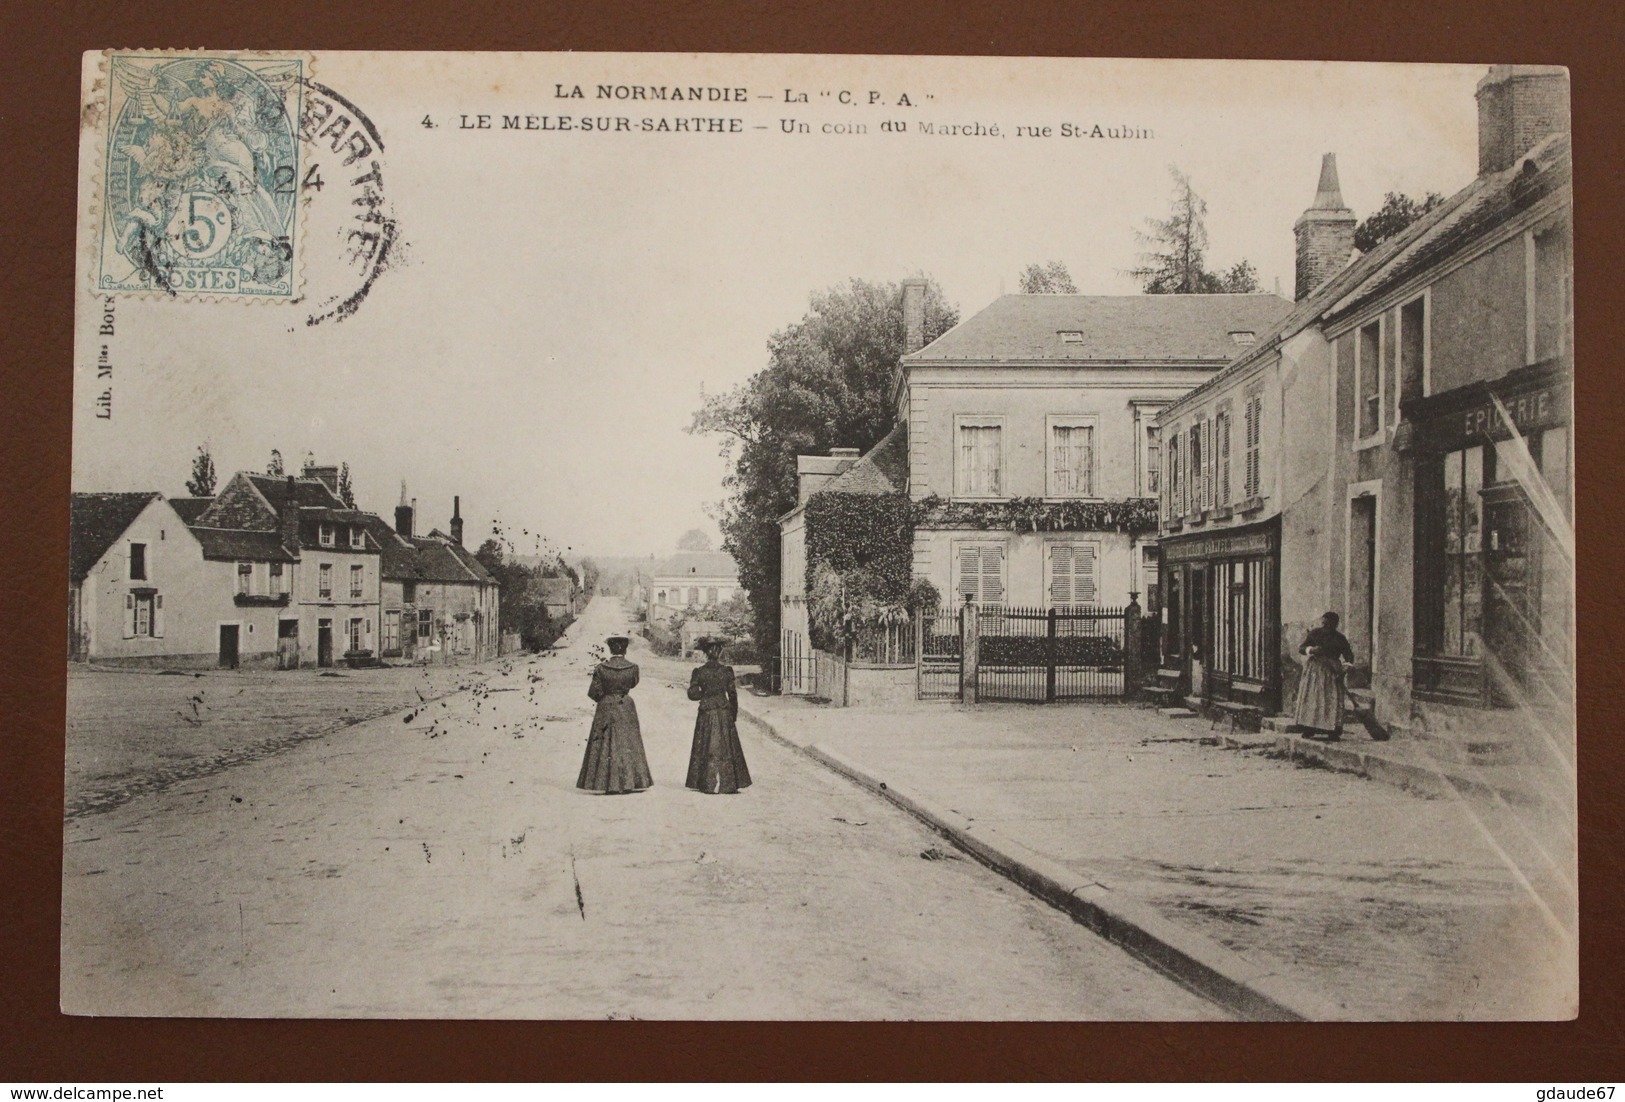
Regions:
[[689, 276, 958, 652], [1018, 260, 1078, 294], [266, 449, 284, 476], [1128, 166, 1262, 294], [676, 528, 714, 551], [186, 444, 217, 497], [336, 462, 357, 508], [1355, 191, 1445, 253]]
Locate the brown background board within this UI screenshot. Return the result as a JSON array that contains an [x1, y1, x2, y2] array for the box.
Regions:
[[2, 0, 1621, 1082]]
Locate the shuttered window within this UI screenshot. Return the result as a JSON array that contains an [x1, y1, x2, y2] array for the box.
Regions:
[[1199, 419, 1213, 510], [1047, 543, 1099, 608], [1216, 408, 1232, 507], [1244, 393, 1263, 500], [1166, 433, 1180, 520], [957, 543, 1006, 606], [1187, 425, 1201, 514]]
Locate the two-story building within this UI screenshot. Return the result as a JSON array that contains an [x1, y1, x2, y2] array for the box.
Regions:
[[896, 282, 1293, 615], [647, 551, 741, 621], [194, 466, 383, 668], [365, 491, 500, 663], [69, 491, 304, 669], [1157, 65, 1572, 747]]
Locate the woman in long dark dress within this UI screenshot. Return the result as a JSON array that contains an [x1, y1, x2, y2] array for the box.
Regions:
[[685, 638, 751, 795], [1292, 611, 1356, 740], [576, 636, 654, 794]]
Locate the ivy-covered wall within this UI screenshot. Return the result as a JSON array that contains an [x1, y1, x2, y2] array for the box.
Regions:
[[911, 494, 1159, 534]]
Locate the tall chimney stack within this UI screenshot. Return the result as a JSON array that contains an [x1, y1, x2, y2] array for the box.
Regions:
[[901, 278, 928, 353], [1476, 65, 1569, 177], [1293, 154, 1357, 301], [394, 480, 414, 537], [280, 475, 301, 552], [450, 496, 463, 547]]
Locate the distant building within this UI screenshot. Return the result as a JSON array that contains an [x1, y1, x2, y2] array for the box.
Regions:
[[365, 489, 500, 664], [537, 576, 581, 621], [647, 551, 740, 621]]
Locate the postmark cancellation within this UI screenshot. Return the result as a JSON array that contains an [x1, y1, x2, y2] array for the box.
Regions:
[[94, 52, 310, 299]]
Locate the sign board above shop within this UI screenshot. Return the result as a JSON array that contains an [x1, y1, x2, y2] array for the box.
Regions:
[[1401, 361, 1570, 455], [1160, 522, 1278, 564]]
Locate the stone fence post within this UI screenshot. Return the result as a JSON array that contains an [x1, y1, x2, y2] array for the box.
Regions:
[[960, 593, 979, 705]]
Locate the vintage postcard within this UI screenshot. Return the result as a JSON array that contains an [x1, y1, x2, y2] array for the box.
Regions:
[[67, 51, 1575, 1020]]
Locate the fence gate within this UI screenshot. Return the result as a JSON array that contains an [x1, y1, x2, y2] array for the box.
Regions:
[[916, 604, 963, 699], [779, 630, 818, 696], [976, 604, 1130, 702]]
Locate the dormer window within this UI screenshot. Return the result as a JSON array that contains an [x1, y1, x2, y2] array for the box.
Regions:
[[1058, 330, 1084, 344], [350, 527, 365, 549], [1229, 330, 1257, 347], [319, 523, 335, 547]]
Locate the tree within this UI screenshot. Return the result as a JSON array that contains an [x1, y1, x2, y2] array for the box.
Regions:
[[185, 444, 217, 497], [690, 276, 959, 654], [266, 449, 284, 476], [474, 537, 563, 652], [1128, 166, 1261, 294], [336, 462, 357, 508], [677, 528, 714, 551], [1355, 191, 1445, 253], [1017, 260, 1078, 294]]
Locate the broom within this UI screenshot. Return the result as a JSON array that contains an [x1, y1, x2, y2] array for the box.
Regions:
[[1344, 686, 1389, 740]]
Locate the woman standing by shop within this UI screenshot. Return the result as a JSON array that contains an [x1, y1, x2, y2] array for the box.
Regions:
[[576, 635, 654, 794], [1292, 611, 1355, 740], [685, 638, 752, 795]]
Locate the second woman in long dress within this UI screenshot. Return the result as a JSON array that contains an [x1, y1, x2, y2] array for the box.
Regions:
[[576, 635, 654, 794], [1292, 611, 1355, 740], [685, 638, 752, 795]]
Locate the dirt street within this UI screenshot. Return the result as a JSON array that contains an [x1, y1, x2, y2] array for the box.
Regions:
[[61, 597, 1220, 1019]]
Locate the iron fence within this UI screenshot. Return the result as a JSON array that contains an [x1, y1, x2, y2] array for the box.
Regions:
[[975, 604, 1129, 702], [916, 604, 963, 699]]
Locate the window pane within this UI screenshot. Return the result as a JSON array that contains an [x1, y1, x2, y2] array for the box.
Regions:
[[1359, 322, 1381, 437]]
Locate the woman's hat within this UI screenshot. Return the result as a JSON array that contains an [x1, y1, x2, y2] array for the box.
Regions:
[[696, 636, 726, 652], [606, 635, 631, 646]]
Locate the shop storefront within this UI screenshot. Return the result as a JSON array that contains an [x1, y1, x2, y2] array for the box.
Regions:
[[1158, 516, 1282, 712], [1401, 358, 1572, 711]]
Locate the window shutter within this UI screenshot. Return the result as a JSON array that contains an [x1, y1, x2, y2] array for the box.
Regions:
[[1081, 427, 1094, 496], [1075, 544, 1097, 605], [123, 593, 136, 638], [153, 593, 165, 638], [1218, 411, 1231, 506], [981, 545, 1005, 605], [1049, 544, 1074, 606], [958, 546, 980, 598], [1245, 395, 1262, 499], [1200, 420, 1212, 509]]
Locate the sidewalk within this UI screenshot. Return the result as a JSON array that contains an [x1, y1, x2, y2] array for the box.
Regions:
[[726, 691, 1576, 1020]]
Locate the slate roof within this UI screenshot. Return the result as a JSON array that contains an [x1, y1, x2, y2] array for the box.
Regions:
[[819, 423, 908, 496], [1171, 133, 1571, 413], [245, 473, 346, 511], [69, 492, 161, 582], [902, 293, 1294, 364], [356, 513, 491, 584], [188, 527, 299, 563], [168, 497, 215, 524], [651, 551, 740, 580]]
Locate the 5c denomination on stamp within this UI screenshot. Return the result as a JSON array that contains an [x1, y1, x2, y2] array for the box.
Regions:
[[96, 52, 310, 299]]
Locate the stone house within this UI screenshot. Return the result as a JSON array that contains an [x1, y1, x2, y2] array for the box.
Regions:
[[896, 281, 1292, 614], [646, 551, 740, 622], [365, 492, 500, 663], [1157, 65, 1572, 751]]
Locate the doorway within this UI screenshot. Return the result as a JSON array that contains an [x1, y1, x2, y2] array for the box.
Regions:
[[277, 619, 299, 670], [218, 624, 240, 669], [1483, 487, 1536, 702], [317, 618, 334, 668], [1348, 493, 1378, 666]]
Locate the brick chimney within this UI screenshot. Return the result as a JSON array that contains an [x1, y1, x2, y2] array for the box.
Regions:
[[795, 447, 862, 505], [302, 458, 341, 493], [280, 476, 301, 552], [394, 480, 413, 537], [901, 278, 928, 353], [1293, 153, 1357, 301], [450, 496, 463, 547], [1476, 65, 1569, 177]]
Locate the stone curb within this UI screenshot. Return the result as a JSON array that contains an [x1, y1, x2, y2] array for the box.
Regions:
[[1271, 734, 1539, 806], [733, 704, 1343, 1022]]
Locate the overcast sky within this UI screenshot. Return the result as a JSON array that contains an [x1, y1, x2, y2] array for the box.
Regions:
[[74, 54, 1484, 559]]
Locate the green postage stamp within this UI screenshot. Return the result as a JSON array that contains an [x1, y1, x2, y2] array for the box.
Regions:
[[95, 52, 307, 298]]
